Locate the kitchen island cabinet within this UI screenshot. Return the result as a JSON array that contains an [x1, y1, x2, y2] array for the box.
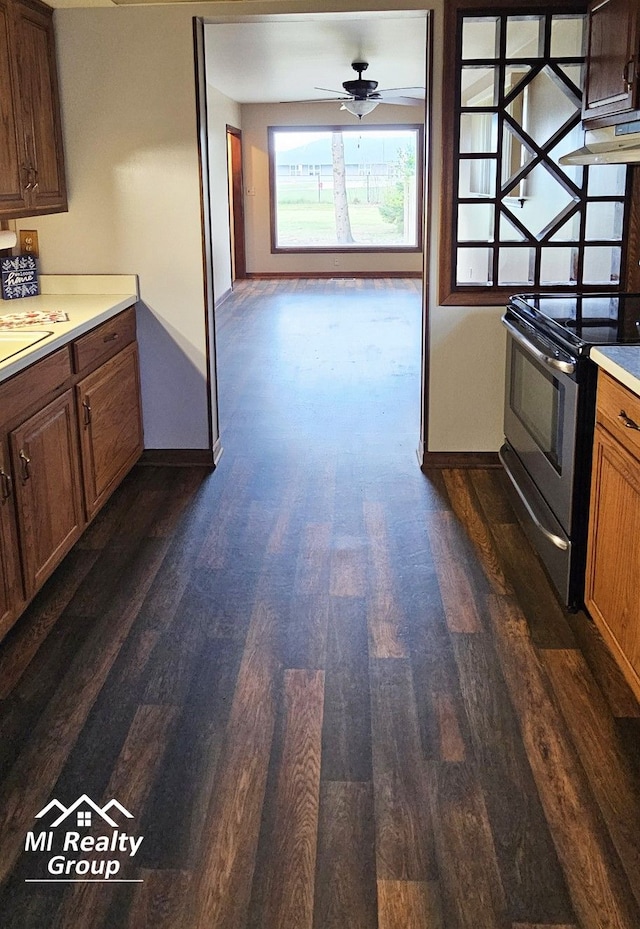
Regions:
[[586, 364, 640, 701], [0, 0, 67, 217]]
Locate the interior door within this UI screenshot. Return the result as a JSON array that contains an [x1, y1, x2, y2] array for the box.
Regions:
[[226, 126, 246, 282]]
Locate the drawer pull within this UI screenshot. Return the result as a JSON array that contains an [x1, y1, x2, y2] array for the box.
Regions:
[[618, 410, 640, 431], [82, 399, 92, 426], [103, 333, 119, 343], [0, 469, 12, 500], [19, 451, 31, 481]]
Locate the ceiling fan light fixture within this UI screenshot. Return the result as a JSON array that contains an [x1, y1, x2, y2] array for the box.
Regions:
[[340, 99, 380, 120]]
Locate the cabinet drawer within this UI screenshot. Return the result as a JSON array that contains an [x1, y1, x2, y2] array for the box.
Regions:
[[596, 370, 640, 460], [0, 346, 72, 430], [72, 306, 136, 375]]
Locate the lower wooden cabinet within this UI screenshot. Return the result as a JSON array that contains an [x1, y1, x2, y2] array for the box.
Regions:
[[10, 389, 84, 597], [0, 305, 143, 640], [586, 372, 640, 701], [77, 342, 143, 519], [0, 440, 21, 638]]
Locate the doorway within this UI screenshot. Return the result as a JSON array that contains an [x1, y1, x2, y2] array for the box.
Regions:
[[226, 126, 246, 282], [194, 11, 432, 461]]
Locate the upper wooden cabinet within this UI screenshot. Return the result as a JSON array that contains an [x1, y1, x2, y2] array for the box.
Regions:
[[0, 0, 67, 218], [583, 0, 640, 126]]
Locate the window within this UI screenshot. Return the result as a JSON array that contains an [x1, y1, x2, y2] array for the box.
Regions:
[[269, 126, 423, 252], [441, 5, 630, 304]]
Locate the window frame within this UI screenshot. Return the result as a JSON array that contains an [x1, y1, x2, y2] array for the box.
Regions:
[[268, 124, 425, 255], [439, 0, 632, 306]]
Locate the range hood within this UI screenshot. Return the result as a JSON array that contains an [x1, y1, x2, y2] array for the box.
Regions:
[[559, 136, 640, 165]]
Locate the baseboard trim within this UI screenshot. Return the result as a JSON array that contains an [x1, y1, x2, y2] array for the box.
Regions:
[[215, 286, 233, 309], [212, 437, 224, 466], [244, 271, 422, 280], [139, 448, 217, 467], [420, 451, 501, 470]]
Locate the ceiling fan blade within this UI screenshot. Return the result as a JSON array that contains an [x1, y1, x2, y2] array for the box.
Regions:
[[378, 95, 425, 106], [314, 86, 348, 95], [377, 86, 426, 98], [288, 97, 352, 104]]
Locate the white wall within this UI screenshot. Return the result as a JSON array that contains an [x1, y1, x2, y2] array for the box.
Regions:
[[205, 84, 242, 299], [12, 0, 508, 454], [19, 6, 210, 450], [240, 100, 425, 275]]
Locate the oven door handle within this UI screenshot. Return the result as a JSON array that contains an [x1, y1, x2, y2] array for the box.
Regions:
[[499, 446, 570, 551], [502, 317, 577, 375]]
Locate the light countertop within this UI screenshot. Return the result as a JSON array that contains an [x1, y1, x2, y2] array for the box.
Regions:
[[591, 346, 640, 398], [0, 275, 138, 382]]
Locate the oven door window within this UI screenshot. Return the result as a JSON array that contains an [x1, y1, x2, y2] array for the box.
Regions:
[[510, 344, 564, 472]]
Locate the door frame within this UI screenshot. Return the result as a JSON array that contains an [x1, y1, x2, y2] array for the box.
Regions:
[[226, 125, 246, 282], [193, 10, 431, 465]]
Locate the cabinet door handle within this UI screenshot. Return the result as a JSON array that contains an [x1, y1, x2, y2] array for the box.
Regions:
[[82, 399, 92, 426], [618, 410, 640, 431], [19, 451, 31, 481], [0, 469, 12, 501], [103, 333, 118, 343], [624, 58, 635, 92]]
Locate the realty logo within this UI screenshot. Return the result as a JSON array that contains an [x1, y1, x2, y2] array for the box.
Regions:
[[24, 795, 144, 883]]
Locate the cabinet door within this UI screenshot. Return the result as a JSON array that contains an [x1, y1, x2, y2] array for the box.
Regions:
[[586, 424, 640, 695], [77, 343, 143, 520], [12, 0, 67, 214], [583, 0, 639, 123], [10, 390, 84, 597], [0, 0, 29, 214], [0, 440, 21, 639]]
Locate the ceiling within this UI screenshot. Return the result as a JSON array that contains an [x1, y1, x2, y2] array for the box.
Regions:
[[204, 14, 427, 105]]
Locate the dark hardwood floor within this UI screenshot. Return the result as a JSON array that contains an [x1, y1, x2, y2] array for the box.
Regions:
[[0, 277, 639, 928]]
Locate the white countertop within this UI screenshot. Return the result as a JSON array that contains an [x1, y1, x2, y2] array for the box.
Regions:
[[0, 275, 138, 382], [591, 346, 640, 398]]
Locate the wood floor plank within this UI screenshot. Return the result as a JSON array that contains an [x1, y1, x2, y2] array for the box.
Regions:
[[565, 610, 640, 719], [489, 595, 640, 929], [321, 597, 371, 782], [188, 599, 280, 929], [428, 762, 509, 929], [363, 502, 407, 658], [377, 880, 442, 929], [483, 521, 575, 649], [138, 636, 242, 872], [0, 537, 171, 885], [313, 782, 377, 929], [248, 669, 324, 929], [0, 548, 101, 699], [543, 648, 640, 909], [126, 870, 192, 929], [321, 667, 372, 782], [195, 459, 253, 570], [370, 658, 436, 881], [52, 705, 179, 929], [442, 470, 511, 596], [433, 693, 466, 762], [451, 633, 575, 924], [426, 511, 483, 633]]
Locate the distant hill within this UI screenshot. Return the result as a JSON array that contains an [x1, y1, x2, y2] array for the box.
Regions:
[[275, 133, 414, 167]]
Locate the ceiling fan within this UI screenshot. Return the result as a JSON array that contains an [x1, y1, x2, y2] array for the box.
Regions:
[[312, 61, 425, 119]]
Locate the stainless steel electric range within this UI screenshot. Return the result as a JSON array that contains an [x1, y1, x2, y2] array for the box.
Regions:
[[500, 292, 640, 608]]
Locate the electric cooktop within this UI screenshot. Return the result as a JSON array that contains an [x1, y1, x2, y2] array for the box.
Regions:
[[509, 292, 640, 352]]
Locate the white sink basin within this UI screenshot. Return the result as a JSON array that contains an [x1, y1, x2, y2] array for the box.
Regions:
[[0, 330, 52, 363]]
